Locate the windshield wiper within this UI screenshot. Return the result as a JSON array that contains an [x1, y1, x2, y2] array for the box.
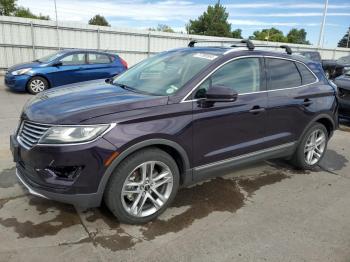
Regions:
[[32, 59, 42, 63], [113, 82, 155, 96], [114, 82, 135, 91]]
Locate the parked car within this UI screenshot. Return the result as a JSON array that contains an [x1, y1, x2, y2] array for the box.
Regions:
[[337, 55, 350, 72], [10, 40, 338, 224], [5, 49, 128, 94], [334, 67, 350, 119], [296, 51, 344, 79]]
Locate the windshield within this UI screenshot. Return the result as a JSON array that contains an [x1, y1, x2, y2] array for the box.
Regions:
[[338, 56, 350, 65], [112, 50, 220, 96], [37, 51, 64, 63]]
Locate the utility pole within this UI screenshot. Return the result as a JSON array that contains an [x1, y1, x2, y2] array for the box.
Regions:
[[54, 0, 60, 50], [317, 0, 328, 48], [347, 27, 350, 48]]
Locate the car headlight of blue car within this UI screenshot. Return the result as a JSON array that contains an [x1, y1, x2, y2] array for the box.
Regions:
[[11, 68, 32, 76]]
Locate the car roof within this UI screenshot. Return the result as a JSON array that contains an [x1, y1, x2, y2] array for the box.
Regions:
[[166, 46, 311, 64], [58, 49, 117, 56]]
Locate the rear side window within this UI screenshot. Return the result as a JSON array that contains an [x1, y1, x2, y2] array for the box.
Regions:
[[267, 58, 301, 90], [296, 63, 317, 85], [88, 53, 111, 64]]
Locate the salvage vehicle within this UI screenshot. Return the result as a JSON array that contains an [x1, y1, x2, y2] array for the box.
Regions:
[[337, 55, 350, 72], [334, 67, 350, 119], [5, 49, 128, 94], [296, 51, 344, 79], [10, 40, 338, 224]]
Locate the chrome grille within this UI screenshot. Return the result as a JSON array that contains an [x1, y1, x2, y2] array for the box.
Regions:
[[17, 121, 52, 149]]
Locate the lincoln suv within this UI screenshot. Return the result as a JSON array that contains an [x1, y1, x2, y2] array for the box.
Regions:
[[10, 40, 338, 224]]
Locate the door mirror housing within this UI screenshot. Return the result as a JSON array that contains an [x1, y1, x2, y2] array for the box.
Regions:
[[205, 85, 238, 102], [52, 61, 62, 67]]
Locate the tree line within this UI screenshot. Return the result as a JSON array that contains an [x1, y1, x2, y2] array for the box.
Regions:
[[1, 1, 348, 47]]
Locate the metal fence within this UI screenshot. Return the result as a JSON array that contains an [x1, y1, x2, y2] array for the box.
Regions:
[[1, 15, 350, 70]]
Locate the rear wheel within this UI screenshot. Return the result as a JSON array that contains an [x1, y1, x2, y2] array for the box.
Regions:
[[290, 123, 328, 169], [27, 76, 49, 94], [104, 148, 180, 224]]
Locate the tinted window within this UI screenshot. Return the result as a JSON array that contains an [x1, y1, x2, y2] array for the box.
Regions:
[[88, 53, 111, 64], [296, 63, 316, 85], [60, 53, 86, 65], [267, 58, 301, 90], [195, 58, 261, 98]]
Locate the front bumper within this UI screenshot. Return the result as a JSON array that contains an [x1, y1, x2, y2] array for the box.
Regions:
[[4, 73, 30, 92], [11, 134, 117, 208], [16, 167, 102, 207]]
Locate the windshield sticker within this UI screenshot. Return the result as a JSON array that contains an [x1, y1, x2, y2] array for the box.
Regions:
[[193, 53, 218, 60], [166, 85, 178, 94]]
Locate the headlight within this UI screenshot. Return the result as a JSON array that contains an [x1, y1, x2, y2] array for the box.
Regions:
[[11, 68, 32, 76], [39, 124, 113, 144]]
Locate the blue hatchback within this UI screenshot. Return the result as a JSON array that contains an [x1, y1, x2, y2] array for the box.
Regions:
[[5, 49, 128, 94]]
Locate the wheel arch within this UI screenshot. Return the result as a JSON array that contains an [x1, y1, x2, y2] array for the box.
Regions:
[[299, 114, 336, 144], [97, 138, 191, 201], [26, 74, 52, 91]]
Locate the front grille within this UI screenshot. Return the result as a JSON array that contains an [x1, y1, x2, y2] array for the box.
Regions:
[[18, 121, 52, 149]]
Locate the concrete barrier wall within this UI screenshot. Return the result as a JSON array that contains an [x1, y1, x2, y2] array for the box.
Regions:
[[1, 15, 350, 70]]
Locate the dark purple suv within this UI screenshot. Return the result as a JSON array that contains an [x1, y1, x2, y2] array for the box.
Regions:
[[10, 40, 338, 224]]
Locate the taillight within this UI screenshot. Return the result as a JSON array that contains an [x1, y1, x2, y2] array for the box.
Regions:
[[119, 56, 128, 69]]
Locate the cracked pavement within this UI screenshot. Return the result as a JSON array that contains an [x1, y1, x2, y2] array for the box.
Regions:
[[1, 78, 350, 262]]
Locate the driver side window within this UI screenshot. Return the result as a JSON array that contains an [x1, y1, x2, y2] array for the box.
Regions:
[[194, 57, 261, 99]]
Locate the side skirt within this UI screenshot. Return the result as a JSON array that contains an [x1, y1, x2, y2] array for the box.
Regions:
[[192, 142, 296, 183]]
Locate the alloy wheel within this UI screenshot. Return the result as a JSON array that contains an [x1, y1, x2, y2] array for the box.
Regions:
[[121, 161, 173, 217], [30, 79, 46, 93], [304, 129, 327, 165]]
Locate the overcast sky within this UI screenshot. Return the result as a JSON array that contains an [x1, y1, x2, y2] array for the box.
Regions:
[[18, 0, 350, 48]]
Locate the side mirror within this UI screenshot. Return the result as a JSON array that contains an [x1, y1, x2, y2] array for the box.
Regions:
[[52, 61, 62, 67], [205, 85, 238, 102], [105, 78, 112, 84]]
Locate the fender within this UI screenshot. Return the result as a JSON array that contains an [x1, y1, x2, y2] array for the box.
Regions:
[[94, 138, 192, 203]]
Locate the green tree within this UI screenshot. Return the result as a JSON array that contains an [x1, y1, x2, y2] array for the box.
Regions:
[[0, 0, 16, 16], [14, 7, 49, 20], [149, 24, 175, 33], [231, 29, 242, 39], [187, 3, 231, 37], [250, 27, 287, 43], [338, 27, 350, 48], [88, 14, 110, 26], [286, 28, 310, 44]]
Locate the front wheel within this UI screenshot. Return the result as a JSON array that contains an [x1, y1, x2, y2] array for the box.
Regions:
[[27, 76, 49, 94], [290, 123, 328, 169], [104, 148, 180, 224]]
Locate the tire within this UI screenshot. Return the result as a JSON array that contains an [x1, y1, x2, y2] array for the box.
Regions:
[[27, 76, 49, 94], [104, 148, 180, 224], [290, 123, 328, 170]]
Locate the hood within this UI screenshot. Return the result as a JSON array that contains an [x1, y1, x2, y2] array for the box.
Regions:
[[8, 61, 45, 72], [22, 79, 168, 124]]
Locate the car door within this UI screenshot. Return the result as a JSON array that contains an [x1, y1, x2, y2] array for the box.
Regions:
[[264, 57, 319, 148], [191, 57, 268, 179], [80, 52, 114, 81], [49, 52, 87, 87]]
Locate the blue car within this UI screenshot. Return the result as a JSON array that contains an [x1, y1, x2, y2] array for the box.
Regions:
[[5, 49, 128, 94]]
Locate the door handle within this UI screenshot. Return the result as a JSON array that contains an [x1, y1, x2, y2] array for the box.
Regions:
[[249, 106, 265, 114], [302, 98, 313, 107]]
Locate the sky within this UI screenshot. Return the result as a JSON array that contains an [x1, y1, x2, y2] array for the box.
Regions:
[[17, 0, 350, 48]]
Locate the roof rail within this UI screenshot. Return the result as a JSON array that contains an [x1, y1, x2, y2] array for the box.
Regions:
[[253, 44, 293, 55], [188, 39, 255, 50], [187, 39, 292, 55]]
